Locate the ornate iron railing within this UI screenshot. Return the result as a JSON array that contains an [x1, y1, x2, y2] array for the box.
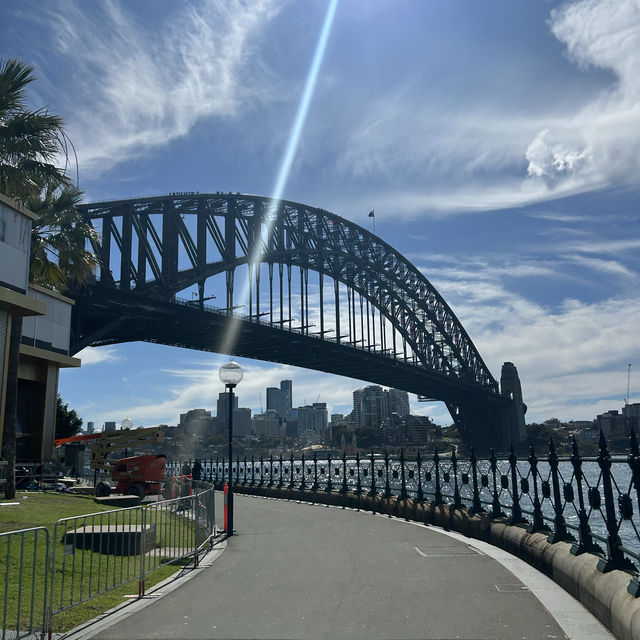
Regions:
[[170, 431, 640, 593]]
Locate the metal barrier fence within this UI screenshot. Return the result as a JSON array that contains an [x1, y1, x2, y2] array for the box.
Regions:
[[170, 431, 640, 590], [1, 527, 49, 640], [0, 483, 216, 639]]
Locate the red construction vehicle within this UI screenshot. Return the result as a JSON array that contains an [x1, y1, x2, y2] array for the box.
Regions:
[[54, 427, 166, 498]]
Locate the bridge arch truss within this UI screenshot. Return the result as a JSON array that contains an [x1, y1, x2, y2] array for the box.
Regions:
[[73, 193, 523, 449]]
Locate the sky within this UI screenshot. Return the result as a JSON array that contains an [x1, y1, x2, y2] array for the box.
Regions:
[[2, 0, 640, 430]]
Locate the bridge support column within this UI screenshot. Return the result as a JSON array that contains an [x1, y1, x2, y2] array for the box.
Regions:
[[500, 362, 527, 448]]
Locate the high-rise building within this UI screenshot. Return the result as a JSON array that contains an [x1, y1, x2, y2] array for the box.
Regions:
[[280, 379, 292, 417], [297, 402, 328, 435], [353, 386, 388, 429], [353, 386, 410, 429], [266, 387, 282, 416], [252, 410, 283, 436], [266, 379, 293, 420], [104, 421, 116, 433], [233, 408, 252, 436], [217, 392, 239, 431], [179, 409, 215, 436], [387, 388, 410, 417]]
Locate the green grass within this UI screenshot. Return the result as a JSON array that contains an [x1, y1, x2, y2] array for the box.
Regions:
[[0, 491, 115, 532], [1, 491, 206, 632]]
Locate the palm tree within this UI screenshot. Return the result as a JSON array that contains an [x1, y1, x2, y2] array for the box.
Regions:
[[27, 183, 99, 291], [1, 58, 97, 498], [0, 58, 70, 202]]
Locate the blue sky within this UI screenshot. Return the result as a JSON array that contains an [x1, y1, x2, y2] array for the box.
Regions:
[[2, 0, 639, 429]]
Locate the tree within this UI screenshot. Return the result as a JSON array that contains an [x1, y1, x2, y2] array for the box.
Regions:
[[55, 395, 83, 440], [1, 58, 97, 497], [27, 182, 99, 290], [0, 58, 68, 202]]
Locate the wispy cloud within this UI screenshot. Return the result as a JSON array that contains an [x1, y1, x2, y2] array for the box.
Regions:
[[527, 211, 592, 223], [567, 255, 635, 277], [39, 0, 284, 175], [330, 0, 640, 215], [428, 268, 640, 421]]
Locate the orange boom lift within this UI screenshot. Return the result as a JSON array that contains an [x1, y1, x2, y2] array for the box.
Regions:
[[54, 427, 166, 498]]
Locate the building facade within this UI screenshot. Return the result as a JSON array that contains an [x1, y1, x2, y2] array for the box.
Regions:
[[1, 194, 80, 463]]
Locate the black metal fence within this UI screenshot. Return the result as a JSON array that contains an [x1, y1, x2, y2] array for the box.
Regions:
[[169, 431, 640, 591]]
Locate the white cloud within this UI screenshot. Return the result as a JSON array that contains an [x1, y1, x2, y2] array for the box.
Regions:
[[74, 346, 123, 366], [568, 255, 635, 277], [43, 0, 284, 175], [330, 0, 640, 215], [524, 0, 640, 188], [429, 270, 640, 422]]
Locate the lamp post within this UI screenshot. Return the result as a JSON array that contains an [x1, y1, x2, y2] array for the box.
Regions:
[[219, 361, 243, 536]]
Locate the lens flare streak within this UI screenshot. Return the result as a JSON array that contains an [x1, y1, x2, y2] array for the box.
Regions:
[[220, 0, 339, 355]]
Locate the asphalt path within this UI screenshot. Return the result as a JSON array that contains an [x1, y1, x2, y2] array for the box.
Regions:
[[88, 494, 611, 640]]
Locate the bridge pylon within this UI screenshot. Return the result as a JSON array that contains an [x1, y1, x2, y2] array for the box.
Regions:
[[448, 362, 527, 454]]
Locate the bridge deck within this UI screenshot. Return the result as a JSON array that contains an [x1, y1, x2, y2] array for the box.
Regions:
[[83, 494, 611, 640]]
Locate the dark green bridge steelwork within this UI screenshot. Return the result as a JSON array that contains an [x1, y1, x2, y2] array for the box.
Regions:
[[71, 192, 526, 452]]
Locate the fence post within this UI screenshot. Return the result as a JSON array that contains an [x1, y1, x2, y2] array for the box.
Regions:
[[416, 450, 424, 502], [300, 453, 307, 491], [526, 443, 548, 534], [312, 452, 318, 491], [326, 451, 333, 492], [193, 492, 200, 568], [433, 449, 443, 506], [289, 452, 295, 490], [596, 431, 634, 573], [356, 451, 362, 495], [340, 450, 348, 494], [469, 447, 483, 514], [627, 429, 640, 596], [507, 445, 525, 526], [570, 436, 600, 557], [489, 448, 504, 518], [278, 454, 284, 488], [384, 450, 391, 498], [138, 504, 146, 597], [47, 527, 56, 640], [547, 438, 572, 543], [269, 454, 274, 487], [258, 456, 264, 487], [399, 448, 408, 501], [369, 451, 377, 497], [451, 446, 462, 510]]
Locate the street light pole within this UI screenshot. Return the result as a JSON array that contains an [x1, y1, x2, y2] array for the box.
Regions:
[[227, 382, 235, 536], [219, 361, 243, 537]]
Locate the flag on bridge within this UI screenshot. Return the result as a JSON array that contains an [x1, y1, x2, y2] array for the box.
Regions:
[[368, 210, 375, 217]]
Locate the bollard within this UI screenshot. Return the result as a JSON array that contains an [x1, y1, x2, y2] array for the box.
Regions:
[[224, 482, 229, 533]]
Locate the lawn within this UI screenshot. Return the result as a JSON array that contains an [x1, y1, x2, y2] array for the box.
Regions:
[[1, 491, 205, 632]]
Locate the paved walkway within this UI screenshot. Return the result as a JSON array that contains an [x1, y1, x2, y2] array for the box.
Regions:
[[81, 494, 613, 640]]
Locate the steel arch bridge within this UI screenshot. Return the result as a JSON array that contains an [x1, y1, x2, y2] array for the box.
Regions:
[[71, 192, 526, 451]]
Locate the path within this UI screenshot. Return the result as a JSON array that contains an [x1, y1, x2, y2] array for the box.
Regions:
[[83, 494, 613, 640]]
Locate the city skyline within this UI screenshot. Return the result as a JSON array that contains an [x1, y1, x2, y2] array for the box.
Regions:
[[2, 1, 639, 428]]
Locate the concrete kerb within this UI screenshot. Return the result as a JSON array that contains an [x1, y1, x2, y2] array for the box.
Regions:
[[230, 482, 640, 640]]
